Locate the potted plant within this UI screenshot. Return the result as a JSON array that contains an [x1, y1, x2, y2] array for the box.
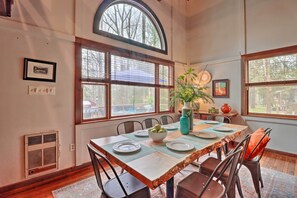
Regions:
[[170, 67, 213, 132]]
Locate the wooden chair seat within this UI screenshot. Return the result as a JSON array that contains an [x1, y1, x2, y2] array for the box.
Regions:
[[176, 172, 225, 198], [104, 172, 150, 198]]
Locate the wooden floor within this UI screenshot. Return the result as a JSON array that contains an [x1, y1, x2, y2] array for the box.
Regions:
[[1, 150, 296, 198]]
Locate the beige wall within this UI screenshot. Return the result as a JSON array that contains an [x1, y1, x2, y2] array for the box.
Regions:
[[0, 0, 187, 187], [187, 0, 297, 154]]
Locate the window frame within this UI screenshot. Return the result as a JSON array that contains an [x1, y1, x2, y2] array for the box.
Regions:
[[75, 37, 174, 124], [241, 45, 297, 120], [93, 0, 168, 54]]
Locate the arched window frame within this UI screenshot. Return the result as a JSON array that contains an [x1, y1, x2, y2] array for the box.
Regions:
[[93, 0, 168, 54]]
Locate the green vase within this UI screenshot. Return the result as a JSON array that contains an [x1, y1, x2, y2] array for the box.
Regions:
[[182, 102, 193, 132], [180, 114, 189, 135]]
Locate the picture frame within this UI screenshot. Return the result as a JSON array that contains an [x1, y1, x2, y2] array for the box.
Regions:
[[212, 79, 229, 98], [23, 58, 56, 82]]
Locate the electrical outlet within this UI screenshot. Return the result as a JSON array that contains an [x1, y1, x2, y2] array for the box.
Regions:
[[69, 144, 75, 151]]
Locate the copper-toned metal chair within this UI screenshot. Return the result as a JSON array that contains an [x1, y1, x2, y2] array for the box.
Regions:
[[176, 147, 243, 198], [116, 121, 143, 135], [142, 118, 160, 129], [160, 115, 174, 125], [242, 128, 272, 198], [215, 115, 231, 123], [87, 144, 150, 198], [199, 134, 251, 198]]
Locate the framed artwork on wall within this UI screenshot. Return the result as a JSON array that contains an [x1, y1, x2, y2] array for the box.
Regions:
[[212, 79, 229, 98], [23, 58, 56, 82]]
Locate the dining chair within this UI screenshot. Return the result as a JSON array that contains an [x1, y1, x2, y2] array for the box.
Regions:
[[175, 147, 243, 198], [215, 115, 231, 123], [142, 118, 160, 129], [199, 134, 251, 198], [87, 144, 151, 198], [116, 121, 143, 135], [242, 128, 272, 198], [159, 115, 174, 125]]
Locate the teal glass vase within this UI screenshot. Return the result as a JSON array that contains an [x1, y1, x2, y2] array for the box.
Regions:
[[180, 115, 189, 135]]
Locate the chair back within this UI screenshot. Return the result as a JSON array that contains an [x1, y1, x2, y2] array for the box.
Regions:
[[117, 121, 143, 135], [215, 115, 231, 123], [160, 115, 174, 125], [247, 128, 272, 161], [229, 134, 251, 173], [142, 118, 160, 129], [199, 147, 243, 197], [87, 144, 129, 197]]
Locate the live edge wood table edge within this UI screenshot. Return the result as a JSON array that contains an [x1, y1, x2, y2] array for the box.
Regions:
[[90, 120, 248, 198]]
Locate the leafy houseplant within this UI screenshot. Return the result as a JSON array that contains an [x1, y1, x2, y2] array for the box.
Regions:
[[170, 67, 213, 132], [170, 67, 213, 106]]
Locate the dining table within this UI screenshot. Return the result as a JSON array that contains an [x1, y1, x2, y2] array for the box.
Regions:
[[90, 119, 248, 198]]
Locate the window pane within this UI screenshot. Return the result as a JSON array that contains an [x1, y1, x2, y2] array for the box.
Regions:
[[160, 88, 170, 111], [82, 48, 105, 79], [111, 55, 155, 84], [83, 84, 106, 119], [111, 85, 155, 116], [248, 53, 297, 83], [248, 85, 297, 116], [159, 65, 173, 86], [99, 3, 163, 50]]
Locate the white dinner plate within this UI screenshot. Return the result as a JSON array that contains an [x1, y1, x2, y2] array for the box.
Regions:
[[214, 127, 233, 132], [134, 130, 149, 137], [193, 132, 217, 139], [166, 141, 195, 151], [205, 121, 220, 124], [112, 142, 141, 153], [163, 126, 178, 130]]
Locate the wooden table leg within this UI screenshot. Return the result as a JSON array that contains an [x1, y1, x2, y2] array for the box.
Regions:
[[166, 177, 174, 198]]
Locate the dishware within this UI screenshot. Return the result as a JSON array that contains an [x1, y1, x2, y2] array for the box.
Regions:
[[163, 125, 178, 130], [134, 130, 149, 137], [112, 142, 141, 153], [205, 120, 220, 124], [148, 130, 167, 142], [214, 127, 233, 132], [166, 141, 195, 151], [192, 132, 217, 139]]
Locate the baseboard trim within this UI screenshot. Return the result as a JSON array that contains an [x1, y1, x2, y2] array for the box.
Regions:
[[0, 162, 91, 196], [266, 148, 297, 158]]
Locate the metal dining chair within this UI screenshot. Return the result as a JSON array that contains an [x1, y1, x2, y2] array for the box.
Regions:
[[176, 147, 243, 198], [160, 115, 174, 125], [242, 128, 272, 198], [215, 115, 231, 123], [87, 144, 150, 198], [116, 121, 143, 135], [142, 118, 160, 129], [199, 134, 251, 198]]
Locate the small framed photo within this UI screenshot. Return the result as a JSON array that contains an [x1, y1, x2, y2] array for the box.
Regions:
[[212, 79, 229, 98], [23, 58, 56, 82]]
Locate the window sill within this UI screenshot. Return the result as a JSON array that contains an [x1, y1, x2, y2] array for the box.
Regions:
[[243, 115, 297, 126]]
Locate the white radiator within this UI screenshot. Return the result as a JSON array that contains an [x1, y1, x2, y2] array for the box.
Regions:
[[24, 131, 59, 178]]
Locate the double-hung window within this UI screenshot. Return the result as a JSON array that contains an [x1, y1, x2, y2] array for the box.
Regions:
[[75, 39, 174, 123], [242, 45, 297, 119]]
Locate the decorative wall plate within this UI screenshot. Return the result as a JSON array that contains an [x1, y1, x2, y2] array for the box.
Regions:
[[197, 70, 212, 85]]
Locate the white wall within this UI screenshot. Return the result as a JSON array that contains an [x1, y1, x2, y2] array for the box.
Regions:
[[0, 0, 187, 187], [187, 0, 297, 154]]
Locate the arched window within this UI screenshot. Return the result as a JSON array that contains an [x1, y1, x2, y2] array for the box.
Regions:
[[93, 0, 167, 54]]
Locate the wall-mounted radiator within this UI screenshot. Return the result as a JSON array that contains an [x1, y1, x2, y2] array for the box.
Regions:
[[24, 131, 59, 178]]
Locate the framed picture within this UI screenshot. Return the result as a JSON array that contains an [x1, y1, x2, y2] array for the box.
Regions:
[[23, 58, 56, 82], [212, 79, 229, 98]]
